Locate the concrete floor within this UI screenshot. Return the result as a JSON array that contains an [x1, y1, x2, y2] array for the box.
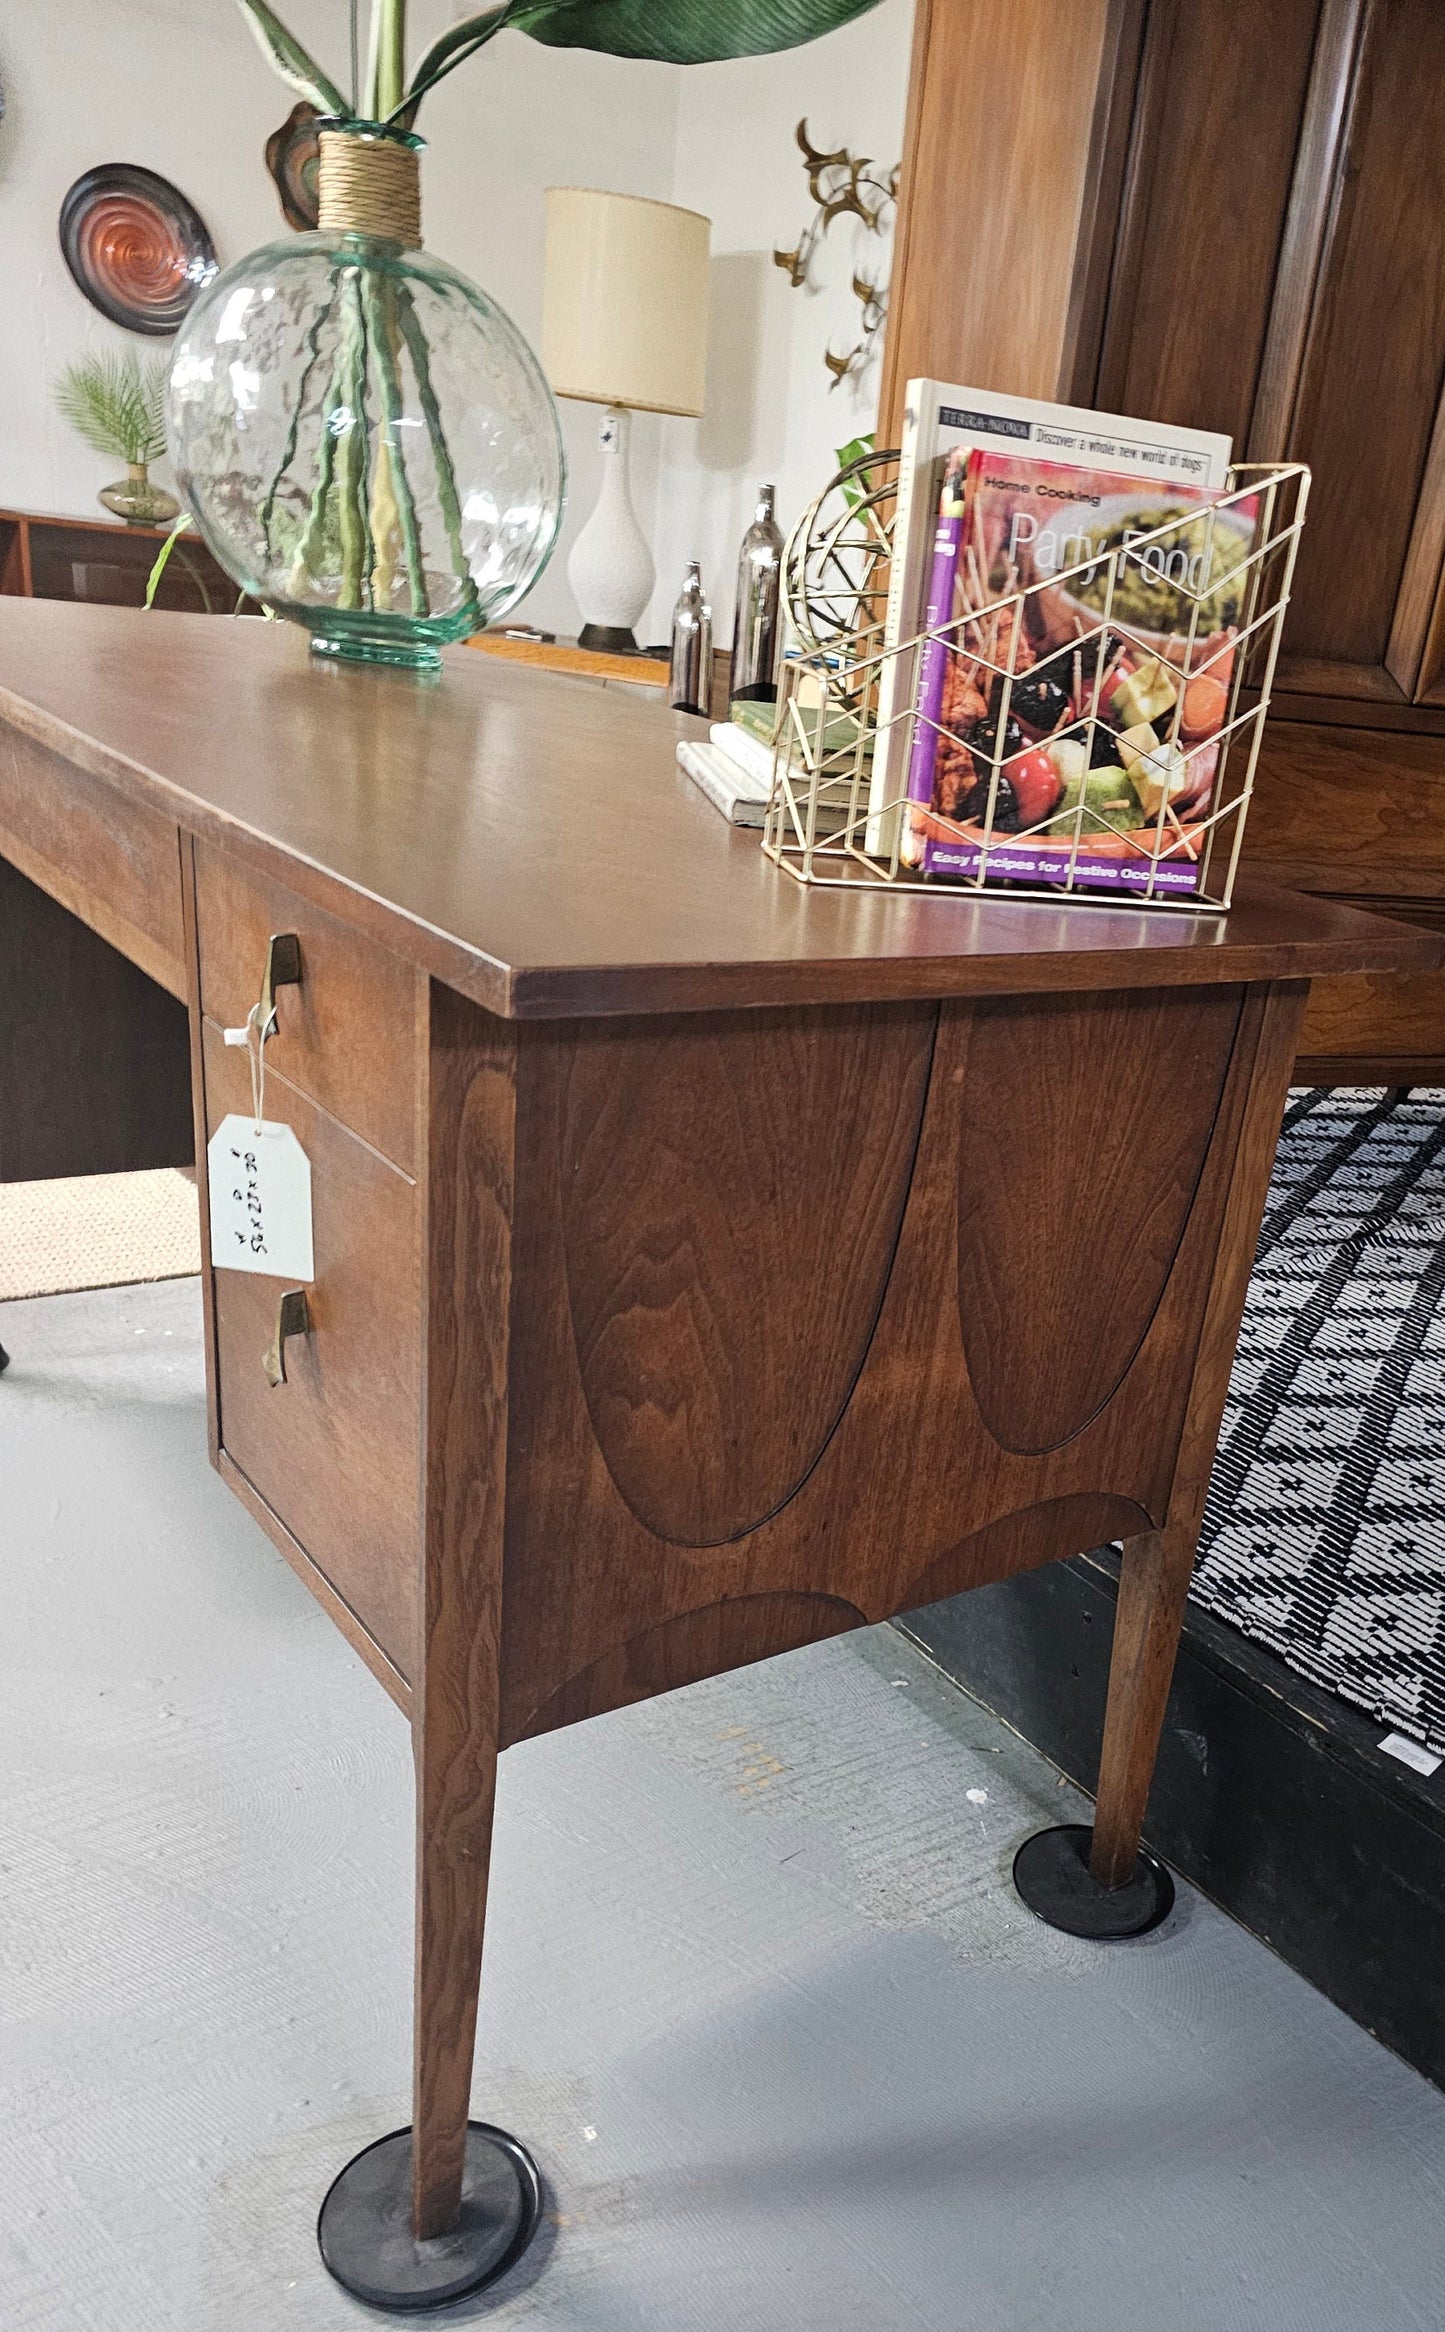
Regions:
[[5, 1279, 1445, 2332]]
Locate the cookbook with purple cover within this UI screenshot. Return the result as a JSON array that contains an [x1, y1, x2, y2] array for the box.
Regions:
[[900, 451, 1258, 898]]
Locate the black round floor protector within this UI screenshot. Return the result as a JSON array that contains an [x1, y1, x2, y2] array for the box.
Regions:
[[1012, 1824, 1175, 1939], [317, 2122, 542, 2311]]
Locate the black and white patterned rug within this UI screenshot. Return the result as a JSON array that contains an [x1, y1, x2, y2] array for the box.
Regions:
[[1192, 1086, 1445, 1753]]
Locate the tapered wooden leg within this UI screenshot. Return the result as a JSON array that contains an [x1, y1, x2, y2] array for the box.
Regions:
[[315, 994, 541, 2312], [1014, 981, 1310, 1940], [1090, 1525, 1196, 1888], [410, 1691, 500, 2237]]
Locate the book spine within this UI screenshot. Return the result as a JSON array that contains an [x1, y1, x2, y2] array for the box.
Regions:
[[863, 387, 926, 857], [903, 479, 966, 816], [709, 721, 775, 790], [677, 740, 767, 825]]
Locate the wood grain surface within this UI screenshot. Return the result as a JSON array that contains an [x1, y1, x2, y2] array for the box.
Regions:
[[202, 1020, 422, 1679], [954, 987, 1243, 1453], [557, 1001, 935, 1542], [0, 718, 185, 997], [0, 601, 1430, 1024], [1093, 0, 1321, 449], [410, 983, 517, 2237], [195, 838, 425, 1175], [469, 633, 670, 687], [494, 979, 1292, 1745], [1088, 979, 1308, 1882], [879, 0, 1114, 438]]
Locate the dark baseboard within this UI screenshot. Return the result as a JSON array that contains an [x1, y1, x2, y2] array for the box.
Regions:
[[899, 1551, 1445, 2090], [1294, 1053, 1445, 1086]]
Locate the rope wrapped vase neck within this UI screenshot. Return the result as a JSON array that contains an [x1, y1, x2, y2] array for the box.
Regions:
[[317, 129, 423, 247]]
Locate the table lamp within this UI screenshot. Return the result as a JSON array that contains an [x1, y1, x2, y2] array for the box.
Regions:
[[542, 187, 710, 651]]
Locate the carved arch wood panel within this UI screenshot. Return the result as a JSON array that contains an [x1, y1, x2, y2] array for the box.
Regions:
[[499, 983, 1262, 1746], [557, 999, 937, 1544], [955, 986, 1243, 1453]]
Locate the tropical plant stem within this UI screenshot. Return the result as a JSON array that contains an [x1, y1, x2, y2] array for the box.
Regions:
[[335, 270, 373, 607], [394, 285, 475, 606], [291, 372, 341, 593], [366, 272, 429, 614], [370, 0, 407, 116], [260, 284, 338, 565]]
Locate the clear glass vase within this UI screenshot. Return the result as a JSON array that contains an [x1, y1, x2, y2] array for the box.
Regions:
[[165, 145, 564, 670]]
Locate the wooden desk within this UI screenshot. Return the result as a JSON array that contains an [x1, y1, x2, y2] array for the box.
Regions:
[[1, 598, 1437, 2308]]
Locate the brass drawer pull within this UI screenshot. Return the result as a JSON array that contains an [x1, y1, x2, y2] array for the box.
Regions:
[[264, 1287, 311, 1388], [259, 930, 302, 1038], [224, 931, 302, 1052]]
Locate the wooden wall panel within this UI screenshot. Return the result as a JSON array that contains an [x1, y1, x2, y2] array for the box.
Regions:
[[879, 0, 1116, 444], [1279, 0, 1445, 692], [1093, 0, 1322, 447]]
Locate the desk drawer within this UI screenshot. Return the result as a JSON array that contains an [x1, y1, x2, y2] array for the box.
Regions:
[[0, 726, 184, 997], [203, 1020, 421, 1679], [195, 840, 423, 1173]]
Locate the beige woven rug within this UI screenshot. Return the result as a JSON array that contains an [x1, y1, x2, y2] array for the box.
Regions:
[[0, 1170, 201, 1300]]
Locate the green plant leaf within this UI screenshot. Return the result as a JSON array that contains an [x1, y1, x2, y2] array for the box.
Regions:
[[234, 0, 348, 115], [144, 514, 193, 609], [55, 351, 170, 465], [510, 0, 882, 64], [396, 6, 512, 120]]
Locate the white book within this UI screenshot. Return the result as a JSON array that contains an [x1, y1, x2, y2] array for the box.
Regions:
[[709, 720, 776, 790], [865, 382, 1234, 857], [677, 738, 770, 826]]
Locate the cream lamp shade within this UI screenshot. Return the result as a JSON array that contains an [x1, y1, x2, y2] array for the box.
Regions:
[[542, 188, 710, 418]]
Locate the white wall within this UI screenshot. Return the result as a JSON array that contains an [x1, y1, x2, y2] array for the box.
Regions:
[[0, 0, 915, 643], [645, 0, 916, 647], [0, 0, 679, 635]]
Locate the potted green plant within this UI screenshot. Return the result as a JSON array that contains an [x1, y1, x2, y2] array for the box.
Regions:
[[163, 0, 881, 668], [54, 350, 180, 527]]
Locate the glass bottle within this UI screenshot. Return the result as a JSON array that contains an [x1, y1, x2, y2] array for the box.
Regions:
[[165, 122, 565, 671], [669, 562, 712, 715], [728, 483, 784, 704]]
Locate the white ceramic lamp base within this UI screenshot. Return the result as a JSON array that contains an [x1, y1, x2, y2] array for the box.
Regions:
[[566, 406, 655, 652]]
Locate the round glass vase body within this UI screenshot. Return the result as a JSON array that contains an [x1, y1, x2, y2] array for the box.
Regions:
[[166, 230, 565, 669]]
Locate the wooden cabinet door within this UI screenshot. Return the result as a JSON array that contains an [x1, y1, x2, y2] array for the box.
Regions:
[[1263, 0, 1445, 704], [1093, 0, 1445, 711]]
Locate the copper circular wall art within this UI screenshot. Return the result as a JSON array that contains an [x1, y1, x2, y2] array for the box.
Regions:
[[58, 164, 217, 335], [265, 101, 322, 231]]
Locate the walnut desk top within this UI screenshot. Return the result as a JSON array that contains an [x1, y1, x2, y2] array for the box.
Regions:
[[0, 598, 1435, 2304], [0, 599, 1431, 1018]]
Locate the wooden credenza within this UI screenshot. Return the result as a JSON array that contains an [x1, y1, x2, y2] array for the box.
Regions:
[[1, 598, 1434, 2308], [883, 0, 1445, 1083], [0, 505, 249, 617]]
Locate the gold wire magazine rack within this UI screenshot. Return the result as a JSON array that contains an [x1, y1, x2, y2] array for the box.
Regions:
[[762, 457, 1310, 913]]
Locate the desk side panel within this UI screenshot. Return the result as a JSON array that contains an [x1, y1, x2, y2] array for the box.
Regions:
[[496, 981, 1300, 1745]]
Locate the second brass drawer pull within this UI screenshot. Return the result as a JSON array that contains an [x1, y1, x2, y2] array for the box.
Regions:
[[264, 1287, 311, 1388]]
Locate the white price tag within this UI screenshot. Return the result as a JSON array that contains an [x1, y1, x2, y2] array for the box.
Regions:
[[207, 1114, 314, 1280]]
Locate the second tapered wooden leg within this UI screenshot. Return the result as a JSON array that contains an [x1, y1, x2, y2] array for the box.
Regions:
[[1013, 1525, 1194, 1934], [1090, 1525, 1195, 1888], [411, 1719, 502, 2237]]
